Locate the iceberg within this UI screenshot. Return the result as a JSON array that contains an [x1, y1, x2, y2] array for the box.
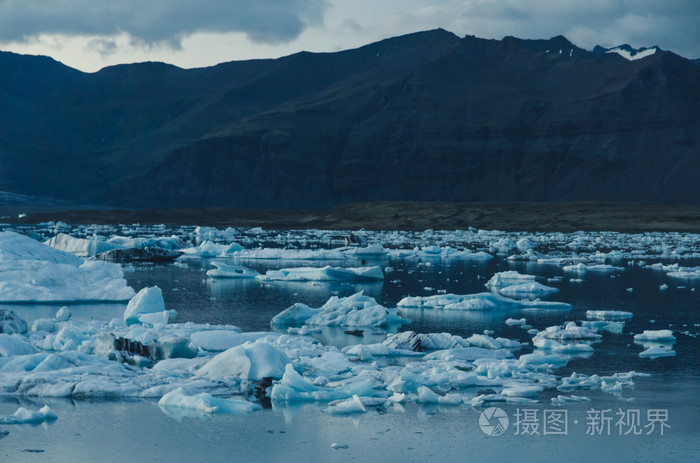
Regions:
[[270, 364, 374, 403], [257, 265, 384, 282], [124, 286, 176, 326], [45, 233, 120, 258], [158, 387, 260, 417], [563, 263, 625, 274], [196, 341, 290, 381], [0, 405, 57, 425], [271, 292, 408, 328], [233, 248, 348, 261], [485, 271, 559, 299], [586, 310, 633, 321], [180, 240, 243, 258], [397, 292, 572, 311], [206, 263, 259, 279], [0, 231, 135, 302], [633, 330, 676, 343]]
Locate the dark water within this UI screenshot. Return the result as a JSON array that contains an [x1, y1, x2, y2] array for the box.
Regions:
[[2, 253, 699, 462]]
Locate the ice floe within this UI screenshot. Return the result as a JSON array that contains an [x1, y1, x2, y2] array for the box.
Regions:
[[257, 265, 384, 282], [271, 292, 408, 328], [0, 231, 135, 302], [397, 292, 572, 311], [158, 387, 260, 418], [206, 263, 259, 279], [0, 405, 57, 425]]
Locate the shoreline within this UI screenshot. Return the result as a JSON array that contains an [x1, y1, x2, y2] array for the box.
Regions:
[[3, 201, 700, 233]]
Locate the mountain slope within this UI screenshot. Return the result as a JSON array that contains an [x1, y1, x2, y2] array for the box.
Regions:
[[1, 29, 698, 209]]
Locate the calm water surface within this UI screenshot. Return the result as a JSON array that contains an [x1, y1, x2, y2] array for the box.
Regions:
[[2, 253, 699, 462]]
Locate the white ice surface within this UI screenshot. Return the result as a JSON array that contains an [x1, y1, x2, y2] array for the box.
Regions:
[[0, 231, 135, 302], [397, 292, 571, 311], [271, 292, 408, 328], [206, 263, 259, 279], [158, 387, 260, 417], [257, 265, 383, 282]]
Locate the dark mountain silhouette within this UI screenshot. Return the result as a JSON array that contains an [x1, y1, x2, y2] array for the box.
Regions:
[[1, 29, 698, 209]]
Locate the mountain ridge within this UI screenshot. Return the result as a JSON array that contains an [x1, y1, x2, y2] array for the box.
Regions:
[[1, 30, 698, 209]]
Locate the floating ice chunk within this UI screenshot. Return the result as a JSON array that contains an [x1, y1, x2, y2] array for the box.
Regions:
[[417, 386, 462, 405], [563, 263, 625, 274], [0, 334, 38, 356], [206, 263, 259, 279], [586, 310, 633, 321], [0, 231, 82, 266], [397, 292, 571, 311], [633, 330, 675, 343], [667, 267, 700, 279], [55, 306, 71, 322], [505, 318, 526, 326], [270, 303, 317, 328], [581, 320, 624, 334], [0, 405, 57, 425], [517, 353, 567, 369], [0, 260, 135, 302], [501, 383, 544, 398], [189, 331, 279, 353], [180, 240, 243, 258], [45, 233, 120, 258], [270, 364, 373, 402], [536, 322, 602, 340], [498, 283, 559, 299], [272, 292, 408, 328], [124, 286, 165, 325], [158, 387, 260, 417], [383, 331, 469, 351], [257, 265, 384, 282], [197, 341, 290, 381], [325, 395, 367, 415], [234, 248, 348, 260], [349, 245, 387, 257], [467, 334, 522, 350], [485, 271, 536, 289], [0, 309, 28, 334], [0, 232, 134, 302], [32, 318, 57, 333], [659, 284, 669, 291], [516, 238, 536, 252], [423, 347, 513, 362], [639, 345, 676, 358], [532, 336, 594, 354], [551, 395, 591, 406]]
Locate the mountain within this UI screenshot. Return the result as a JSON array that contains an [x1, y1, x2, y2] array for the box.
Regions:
[[1, 29, 699, 209]]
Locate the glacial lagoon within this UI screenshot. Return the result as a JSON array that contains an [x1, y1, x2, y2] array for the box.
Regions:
[[0, 225, 698, 462]]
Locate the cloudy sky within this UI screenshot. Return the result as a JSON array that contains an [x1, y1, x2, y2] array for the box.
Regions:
[[1, 0, 698, 72]]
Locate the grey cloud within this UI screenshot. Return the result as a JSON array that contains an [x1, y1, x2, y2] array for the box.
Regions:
[[0, 0, 328, 47]]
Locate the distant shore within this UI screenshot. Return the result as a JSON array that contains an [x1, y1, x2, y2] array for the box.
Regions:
[[3, 201, 700, 233]]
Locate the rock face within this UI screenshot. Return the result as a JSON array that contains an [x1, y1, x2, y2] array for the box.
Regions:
[[1, 29, 699, 208]]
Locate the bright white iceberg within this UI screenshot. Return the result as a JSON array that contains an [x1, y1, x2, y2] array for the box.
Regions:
[[0, 231, 135, 302]]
